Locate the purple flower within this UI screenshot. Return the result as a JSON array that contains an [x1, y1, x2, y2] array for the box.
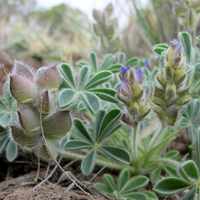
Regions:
[[120, 66, 129, 75], [134, 68, 143, 83], [144, 59, 150, 69]]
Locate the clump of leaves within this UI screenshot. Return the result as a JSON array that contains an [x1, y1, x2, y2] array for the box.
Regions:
[[64, 109, 129, 175], [154, 160, 200, 199], [96, 169, 157, 200]]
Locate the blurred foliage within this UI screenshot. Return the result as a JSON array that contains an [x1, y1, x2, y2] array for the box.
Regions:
[[0, 0, 94, 65]]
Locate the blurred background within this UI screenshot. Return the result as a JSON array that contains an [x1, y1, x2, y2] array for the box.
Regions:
[[0, 0, 200, 68]]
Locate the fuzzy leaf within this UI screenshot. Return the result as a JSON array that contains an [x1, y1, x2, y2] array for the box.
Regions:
[[118, 169, 129, 189], [90, 52, 97, 71], [85, 70, 112, 89], [91, 88, 118, 103], [98, 109, 121, 141], [101, 146, 130, 164], [79, 65, 90, 88], [178, 160, 199, 182], [6, 140, 18, 162], [153, 43, 168, 55], [179, 32, 192, 64], [64, 140, 91, 150], [58, 63, 75, 88], [82, 92, 99, 113], [154, 177, 189, 195], [121, 176, 149, 193], [58, 88, 76, 108], [74, 119, 93, 143], [81, 151, 96, 175]]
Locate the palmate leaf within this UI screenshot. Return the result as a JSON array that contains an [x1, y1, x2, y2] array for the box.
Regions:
[[81, 150, 96, 176], [97, 109, 121, 141], [90, 88, 118, 103], [79, 65, 91, 88], [121, 175, 149, 193], [57, 63, 75, 88], [74, 119, 93, 143], [154, 177, 190, 195], [81, 92, 100, 113], [178, 160, 199, 182], [85, 70, 112, 89], [118, 169, 129, 189], [101, 54, 114, 69], [102, 174, 116, 191], [64, 140, 91, 150], [58, 88, 76, 108], [101, 146, 130, 164]]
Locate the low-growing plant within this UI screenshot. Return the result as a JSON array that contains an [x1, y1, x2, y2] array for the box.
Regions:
[[1, 31, 200, 199]]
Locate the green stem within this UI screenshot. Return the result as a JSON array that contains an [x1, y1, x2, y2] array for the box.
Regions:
[[60, 150, 123, 170], [131, 123, 138, 161]]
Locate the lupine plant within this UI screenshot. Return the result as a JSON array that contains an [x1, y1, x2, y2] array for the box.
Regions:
[[1, 31, 200, 199]]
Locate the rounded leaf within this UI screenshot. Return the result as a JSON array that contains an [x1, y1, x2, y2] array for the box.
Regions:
[[154, 177, 189, 195], [6, 140, 18, 162], [81, 151, 96, 176]]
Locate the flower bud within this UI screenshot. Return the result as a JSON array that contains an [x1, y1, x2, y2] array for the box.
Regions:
[[18, 105, 40, 135], [10, 74, 37, 103], [35, 65, 61, 90], [39, 90, 50, 114], [43, 111, 72, 140], [11, 126, 39, 148], [166, 39, 182, 67], [134, 68, 143, 83]]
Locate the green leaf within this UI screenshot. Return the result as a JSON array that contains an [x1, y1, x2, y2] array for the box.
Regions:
[[98, 109, 121, 141], [126, 57, 139, 66], [90, 52, 97, 71], [64, 140, 91, 150], [58, 88, 76, 108], [143, 191, 158, 200], [95, 183, 113, 196], [121, 176, 149, 193], [0, 136, 9, 153], [178, 160, 199, 182], [101, 54, 113, 69], [153, 43, 168, 55], [6, 140, 18, 162], [85, 71, 112, 89], [58, 63, 75, 88], [107, 64, 121, 73], [81, 151, 96, 175], [82, 92, 99, 113], [179, 32, 192, 64], [124, 192, 147, 200], [118, 169, 129, 189], [91, 88, 118, 103], [79, 65, 90, 88], [182, 188, 195, 200], [74, 119, 93, 143], [103, 174, 116, 191], [101, 146, 130, 164], [154, 177, 189, 195]]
